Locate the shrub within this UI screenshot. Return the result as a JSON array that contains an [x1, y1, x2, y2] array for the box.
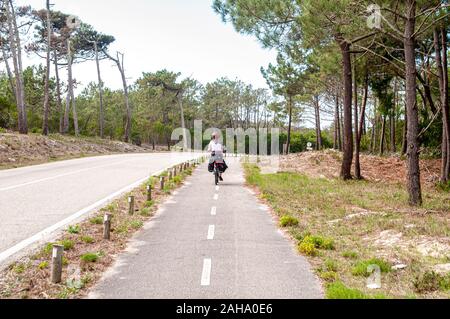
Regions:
[[352, 258, 391, 277], [89, 216, 103, 225], [80, 253, 99, 263], [67, 225, 81, 234], [144, 200, 154, 208], [302, 235, 335, 250], [130, 220, 143, 229], [298, 242, 318, 256], [140, 207, 151, 217], [279, 215, 299, 227], [58, 239, 74, 251], [413, 271, 450, 293], [38, 261, 48, 270], [173, 175, 182, 184]]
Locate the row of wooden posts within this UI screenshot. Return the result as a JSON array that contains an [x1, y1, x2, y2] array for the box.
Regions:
[[51, 156, 207, 284]]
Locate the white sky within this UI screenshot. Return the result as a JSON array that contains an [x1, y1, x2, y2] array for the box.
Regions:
[[14, 0, 277, 92]]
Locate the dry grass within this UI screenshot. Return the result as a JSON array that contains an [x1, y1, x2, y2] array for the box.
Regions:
[[0, 160, 200, 299], [245, 161, 449, 299], [0, 132, 169, 170], [280, 149, 442, 189]]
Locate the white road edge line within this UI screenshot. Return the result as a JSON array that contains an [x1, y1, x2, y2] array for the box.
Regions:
[[213, 194, 219, 200], [201, 258, 212, 286], [210, 206, 217, 216], [0, 159, 195, 264], [207, 225, 215, 240]]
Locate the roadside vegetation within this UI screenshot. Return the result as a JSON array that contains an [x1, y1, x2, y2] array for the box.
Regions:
[[245, 162, 450, 299], [0, 161, 198, 299]]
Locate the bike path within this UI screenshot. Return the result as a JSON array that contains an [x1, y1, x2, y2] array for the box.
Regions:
[[89, 157, 323, 298]]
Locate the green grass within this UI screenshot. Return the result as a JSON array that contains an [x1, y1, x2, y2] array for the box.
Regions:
[[326, 281, 387, 299], [57, 239, 75, 251], [80, 252, 99, 263], [38, 261, 49, 270], [351, 258, 391, 277], [140, 207, 151, 217], [67, 225, 81, 234], [89, 216, 103, 225], [130, 220, 144, 229], [243, 163, 450, 298], [342, 251, 358, 259], [279, 215, 299, 227]]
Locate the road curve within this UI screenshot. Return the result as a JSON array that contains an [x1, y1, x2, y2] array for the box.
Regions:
[[0, 152, 201, 266]]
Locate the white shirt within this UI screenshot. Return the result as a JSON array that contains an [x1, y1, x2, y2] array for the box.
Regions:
[[207, 140, 223, 153]]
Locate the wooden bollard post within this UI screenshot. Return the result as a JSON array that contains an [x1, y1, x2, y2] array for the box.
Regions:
[[128, 196, 135, 215], [173, 167, 177, 177], [160, 176, 165, 190], [146, 184, 152, 201], [51, 244, 64, 283], [103, 213, 112, 240], [168, 170, 173, 180]]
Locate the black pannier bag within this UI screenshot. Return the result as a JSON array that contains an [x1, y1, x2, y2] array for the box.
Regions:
[[208, 161, 228, 173]]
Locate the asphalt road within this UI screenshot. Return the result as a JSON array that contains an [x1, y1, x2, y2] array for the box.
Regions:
[[0, 152, 201, 266], [90, 157, 323, 299]]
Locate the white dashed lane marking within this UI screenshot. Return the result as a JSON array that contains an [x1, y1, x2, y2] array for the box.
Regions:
[[207, 225, 215, 240], [201, 259, 212, 286], [210, 206, 217, 216], [213, 194, 218, 200]]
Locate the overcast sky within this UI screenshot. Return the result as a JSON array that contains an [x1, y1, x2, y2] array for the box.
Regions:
[[14, 0, 277, 92]]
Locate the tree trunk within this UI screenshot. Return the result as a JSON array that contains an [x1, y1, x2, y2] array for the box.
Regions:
[[402, 109, 408, 155], [379, 115, 386, 155], [94, 41, 105, 139], [117, 53, 131, 143], [435, 28, 450, 182], [334, 92, 339, 149], [370, 109, 378, 154], [5, 0, 27, 134], [338, 38, 353, 180], [42, 0, 51, 136], [314, 95, 322, 150], [390, 79, 397, 153], [353, 58, 361, 179], [54, 48, 63, 134], [286, 94, 293, 154], [441, 27, 450, 181], [356, 70, 368, 179], [1, 45, 16, 103], [404, 0, 422, 205]]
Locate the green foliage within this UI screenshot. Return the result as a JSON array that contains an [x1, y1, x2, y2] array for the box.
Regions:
[[130, 220, 143, 229], [298, 242, 318, 256], [38, 261, 49, 270], [80, 253, 99, 263], [352, 258, 391, 277], [279, 215, 299, 227], [319, 271, 338, 282], [302, 235, 335, 250], [67, 225, 81, 234], [326, 282, 367, 299], [89, 216, 103, 225], [57, 239, 75, 251]]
